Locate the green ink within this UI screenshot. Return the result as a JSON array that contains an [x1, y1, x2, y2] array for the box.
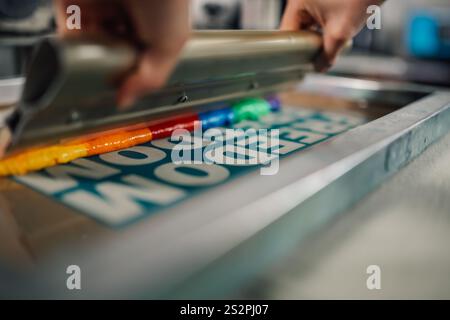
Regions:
[[232, 98, 271, 123]]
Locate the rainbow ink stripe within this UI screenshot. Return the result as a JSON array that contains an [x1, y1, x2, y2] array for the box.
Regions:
[[0, 97, 279, 176]]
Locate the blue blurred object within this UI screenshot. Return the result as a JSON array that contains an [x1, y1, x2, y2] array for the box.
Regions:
[[407, 9, 450, 60], [199, 107, 232, 130], [199, 96, 281, 130]]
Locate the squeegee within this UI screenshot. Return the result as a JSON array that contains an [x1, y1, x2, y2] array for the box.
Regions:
[[0, 30, 325, 175]]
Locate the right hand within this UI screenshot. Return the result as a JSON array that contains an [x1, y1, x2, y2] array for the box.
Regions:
[[280, 0, 384, 71]]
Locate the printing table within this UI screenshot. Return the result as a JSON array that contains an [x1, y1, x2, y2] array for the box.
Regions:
[[0, 73, 449, 299]]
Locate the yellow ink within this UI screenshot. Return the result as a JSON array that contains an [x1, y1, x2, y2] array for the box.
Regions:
[[0, 128, 153, 176]]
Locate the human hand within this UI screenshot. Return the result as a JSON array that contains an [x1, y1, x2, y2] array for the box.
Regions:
[[281, 0, 384, 71]]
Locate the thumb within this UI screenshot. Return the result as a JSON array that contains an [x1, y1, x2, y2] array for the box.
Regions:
[[316, 24, 351, 72], [116, 51, 173, 109]]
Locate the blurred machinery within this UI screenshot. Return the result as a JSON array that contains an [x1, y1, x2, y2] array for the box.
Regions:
[[191, 0, 241, 29], [356, 0, 450, 58], [0, 0, 53, 78], [341, 0, 450, 86], [191, 0, 285, 30], [407, 8, 450, 60]]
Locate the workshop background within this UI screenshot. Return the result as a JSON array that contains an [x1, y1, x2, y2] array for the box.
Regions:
[[192, 0, 450, 299], [2, 0, 450, 83], [1, 0, 450, 299]]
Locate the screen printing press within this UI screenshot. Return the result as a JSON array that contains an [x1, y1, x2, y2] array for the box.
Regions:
[[0, 31, 449, 299]]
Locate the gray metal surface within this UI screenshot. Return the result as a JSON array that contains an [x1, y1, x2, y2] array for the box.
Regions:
[[1, 88, 449, 299], [0, 78, 23, 108], [242, 129, 450, 299], [0, 47, 18, 78], [300, 73, 436, 107], [166, 91, 450, 299]]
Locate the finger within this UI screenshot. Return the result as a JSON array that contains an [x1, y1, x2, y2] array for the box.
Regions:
[[324, 31, 348, 63], [280, 1, 302, 30], [116, 51, 177, 109], [315, 24, 351, 72], [280, 0, 317, 31], [116, 0, 189, 109]]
